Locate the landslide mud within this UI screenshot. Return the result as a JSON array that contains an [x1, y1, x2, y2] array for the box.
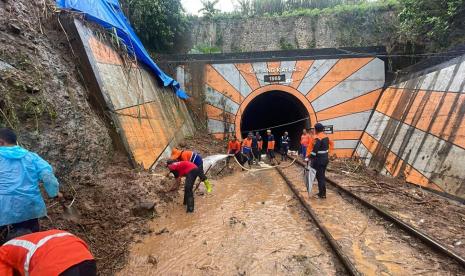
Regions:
[[281, 163, 464, 275], [119, 169, 345, 275], [328, 159, 465, 259]]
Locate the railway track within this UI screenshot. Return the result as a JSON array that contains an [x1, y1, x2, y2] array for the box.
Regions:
[[275, 159, 465, 275]]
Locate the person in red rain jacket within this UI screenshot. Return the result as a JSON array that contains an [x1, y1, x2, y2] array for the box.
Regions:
[[0, 229, 95, 276], [167, 160, 207, 213]]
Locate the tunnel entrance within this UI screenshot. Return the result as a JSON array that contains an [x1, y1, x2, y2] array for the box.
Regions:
[[240, 90, 310, 150]]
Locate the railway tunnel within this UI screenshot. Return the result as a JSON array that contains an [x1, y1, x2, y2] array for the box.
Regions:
[[240, 90, 310, 149]]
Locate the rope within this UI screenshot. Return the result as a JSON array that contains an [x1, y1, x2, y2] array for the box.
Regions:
[[233, 154, 297, 171], [241, 116, 310, 134]]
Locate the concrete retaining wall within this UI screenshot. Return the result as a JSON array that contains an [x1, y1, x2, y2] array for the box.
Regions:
[[71, 20, 195, 169], [356, 54, 465, 199], [175, 50, 385, 157]]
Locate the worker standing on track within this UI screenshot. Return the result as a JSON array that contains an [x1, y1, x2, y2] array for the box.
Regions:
[[166, 160, 206, 213], [0, 128, 62, 244], [170, 148, 212, 193], [306, 123, 334, 199], [300, 129, 310, 159], [242, 132, 254, 168], [0, 229, 96, 276], [266, 129, 279, 165], [280, 131, 290, 161], [252, 132, 262, 163]]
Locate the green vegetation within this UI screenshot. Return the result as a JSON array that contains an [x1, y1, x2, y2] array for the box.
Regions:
[[122, 0, 464, 54], [233, 0, 372, 17], [399, 0, 465, 50], [199, 0, 221, 19], [120, 0, 189, 54], [279, 37, 295, 50], [189, 43, 222, 54]]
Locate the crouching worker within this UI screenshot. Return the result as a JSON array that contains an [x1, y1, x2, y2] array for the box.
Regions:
[[0, 128, 61, 244], [166, 160, 206, 213], [226, 136, 241, 166], [0, 229, 96, 276], [170, 148, 212, 193]]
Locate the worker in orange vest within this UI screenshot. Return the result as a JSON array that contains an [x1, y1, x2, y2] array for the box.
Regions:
[[227, 136, 241, 155], [266, 129, 279, 165], [226, 136, 241, 167], [241, 132, 254, 167], [0, 229, 95, 276], [300, 129, 310, 159], [306, 123, 334, 199], [170, 148, 212, 193]]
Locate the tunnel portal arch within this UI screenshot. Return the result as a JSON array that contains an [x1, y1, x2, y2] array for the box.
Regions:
[[235, 85, 316, 150]]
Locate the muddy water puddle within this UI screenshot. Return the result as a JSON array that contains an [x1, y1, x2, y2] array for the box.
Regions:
[[119, 169, 343, 275], [282, 164, 463, 275]]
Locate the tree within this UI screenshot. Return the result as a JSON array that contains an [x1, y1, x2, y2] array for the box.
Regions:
[[199, 0, 220, 19], [121, 0, 189, 54], [235, 0, 252, 16], [399, 0, 465, 49]]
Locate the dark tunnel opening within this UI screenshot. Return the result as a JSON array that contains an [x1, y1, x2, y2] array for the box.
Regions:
[[240, 90, 310, 150]]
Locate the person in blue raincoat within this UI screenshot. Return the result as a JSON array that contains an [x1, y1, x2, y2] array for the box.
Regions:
[[0, 128, 61, 244]]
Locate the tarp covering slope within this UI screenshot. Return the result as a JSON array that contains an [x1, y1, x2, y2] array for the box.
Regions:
[[56, 0, 189, 99]]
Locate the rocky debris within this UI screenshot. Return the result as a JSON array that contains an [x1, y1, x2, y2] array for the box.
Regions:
[[0, 60, 14, 70], [131, 201, 156, 218], [9, 23, 21, 35], [42, 154, 177, 275], [147, 254, 158, 266], [229, 216, 246, 227], [155, 227, 169, 235]]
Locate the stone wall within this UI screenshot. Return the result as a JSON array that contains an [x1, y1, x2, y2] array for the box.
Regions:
[[189, 11, 397, 53]]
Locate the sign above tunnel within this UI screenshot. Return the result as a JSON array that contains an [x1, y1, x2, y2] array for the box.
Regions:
[[264, 74, 286, 83]]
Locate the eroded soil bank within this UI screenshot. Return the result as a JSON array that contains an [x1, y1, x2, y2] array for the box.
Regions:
[[119, 169, 345, 275]]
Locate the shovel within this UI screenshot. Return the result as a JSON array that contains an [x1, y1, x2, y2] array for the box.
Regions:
[[60, 196, 81, 224]]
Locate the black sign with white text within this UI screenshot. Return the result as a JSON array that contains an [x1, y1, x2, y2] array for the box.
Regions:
[[264, 74, 285, 83], [324, 125, 334, 134]]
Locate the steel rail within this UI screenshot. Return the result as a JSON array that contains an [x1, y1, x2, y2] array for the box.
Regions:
[[292, 158, 465, 268], [275, 167, 362, 276]]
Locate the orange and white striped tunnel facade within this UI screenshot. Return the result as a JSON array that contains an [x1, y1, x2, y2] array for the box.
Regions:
[[178, 57, 385, 158]]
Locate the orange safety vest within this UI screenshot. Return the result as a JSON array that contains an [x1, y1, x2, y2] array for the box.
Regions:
[[227, 141, 241, 153], [306, 132, 334, 157], [170, 148, 194, 162], [300, 134, 310, 146], [257, 140, 263, 150], [267, 134, 275, 150], [242, 138, 252, 149], [0, 230, 94, 276]]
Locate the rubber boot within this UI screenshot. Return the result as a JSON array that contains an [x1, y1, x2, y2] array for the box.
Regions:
[[186, 197, 194, 213], [183, 194, 187, 205], [204, 179, 212, 193]]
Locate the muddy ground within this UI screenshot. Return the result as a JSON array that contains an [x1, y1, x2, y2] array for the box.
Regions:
[[119, 168, 345, 275], [328, 159, 465, 259], [39, 133, 228, 275]]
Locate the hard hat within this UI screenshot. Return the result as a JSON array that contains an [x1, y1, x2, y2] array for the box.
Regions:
[[314, 123, 324, 132]]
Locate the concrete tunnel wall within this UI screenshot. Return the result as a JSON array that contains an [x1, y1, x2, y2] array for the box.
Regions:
[[356, 53, 465, 200], [176, 54, 386, 157], [70, 19, 195, 169]]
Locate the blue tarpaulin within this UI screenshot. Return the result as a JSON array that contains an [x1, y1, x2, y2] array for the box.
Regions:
[[56, 0, 189, 99]]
